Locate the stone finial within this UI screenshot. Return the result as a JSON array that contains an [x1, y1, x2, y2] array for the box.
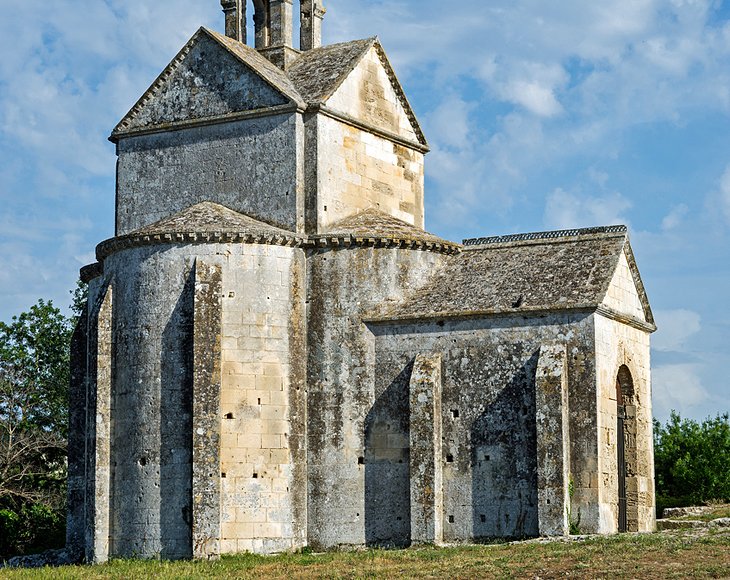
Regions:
[[300, 0, 326, 51], [221, 0, 246, 43]]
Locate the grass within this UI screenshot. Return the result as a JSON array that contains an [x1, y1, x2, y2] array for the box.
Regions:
[[1, 529, 729, 579]]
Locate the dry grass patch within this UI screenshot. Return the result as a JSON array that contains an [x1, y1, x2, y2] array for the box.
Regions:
[[1, 529, 728, 579]]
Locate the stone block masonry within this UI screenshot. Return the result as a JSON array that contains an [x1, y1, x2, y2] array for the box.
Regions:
[[70, 5, 656, 560]]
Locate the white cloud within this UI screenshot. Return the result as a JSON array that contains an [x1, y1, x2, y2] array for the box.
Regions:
[[500, 80, 563, 117], [661, 204, 689, 230], [653, 309, 701, 351], [652, 363, 711, 420], [424, 95, 476, 150], [543, 188, 632, 229]]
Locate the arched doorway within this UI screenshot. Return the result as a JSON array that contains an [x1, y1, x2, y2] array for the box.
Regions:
[[616, 365, 638, 532]]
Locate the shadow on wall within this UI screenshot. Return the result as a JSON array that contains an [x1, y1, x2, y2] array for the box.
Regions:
[[471, 351, 540, 540], [159, 268, 195, 559], [364, 360, 413, 547]]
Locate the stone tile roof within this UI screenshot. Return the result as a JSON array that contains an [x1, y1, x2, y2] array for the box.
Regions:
[[287, 38, 376, 103], [96, 202, 302, 260], [370, 226, 654, 325], [94, 204, 461, 263], [287, 38, 427, 146], [315, 208, 460, 252], [206, 28, 305, 107]]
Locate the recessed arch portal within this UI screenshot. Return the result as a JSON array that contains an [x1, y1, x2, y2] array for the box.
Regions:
[[615, 365, 638, 532]]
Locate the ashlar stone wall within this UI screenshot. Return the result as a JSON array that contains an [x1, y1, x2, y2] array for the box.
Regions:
[[594, 250, 654, 533], [116, 114, 305, 235], [102, 246, 198, 559], [311, 45, 425, 232], [75, 241, 307, 560], [370, 313, 599, 543], [218, 244, 307, 554], [326, 47, 420, 144], [314, 117, 424, 231], [305, 246, 448, 548]]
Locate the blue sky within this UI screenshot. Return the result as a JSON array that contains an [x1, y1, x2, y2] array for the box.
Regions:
[[0, 0, 728, 421]]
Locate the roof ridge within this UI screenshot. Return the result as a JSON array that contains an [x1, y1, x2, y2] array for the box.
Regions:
[[287, 37, 376, 104], [463, 225, 627, 247]]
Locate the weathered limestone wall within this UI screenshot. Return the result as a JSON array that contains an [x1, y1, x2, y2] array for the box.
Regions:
[[593, 248, 654, 533], [117, 33, 290, 135], [306, 246, 448, 548], [309, 45, 425, 233], [314, 116, 424, 231], [602, 252, 645, 320], [115, 113, 305, 235], [371, 313, 599, 542], [594, 314, 654, 533], [103, 246, 197, 559], [218, 244, 307, 555], [535, 344, 571, 537], [67, 277, 114, 563], [326, 47, 419, 144], [96, 242, 306, 559]]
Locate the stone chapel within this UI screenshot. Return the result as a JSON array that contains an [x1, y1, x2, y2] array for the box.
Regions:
[[67, 0, 657, 562]]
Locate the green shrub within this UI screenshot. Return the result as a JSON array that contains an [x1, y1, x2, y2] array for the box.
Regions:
[[654, 411, 730, 511], [0, 503, 65, 560]]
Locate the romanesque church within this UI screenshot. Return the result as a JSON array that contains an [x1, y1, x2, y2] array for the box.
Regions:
[[68, 0, 656, 561]]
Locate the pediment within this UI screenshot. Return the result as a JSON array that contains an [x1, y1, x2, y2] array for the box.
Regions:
[[325, 42, 426, 146], [112, 28, 303, 139], [600, 243, 655, 327], [288, 38, 427, 147]]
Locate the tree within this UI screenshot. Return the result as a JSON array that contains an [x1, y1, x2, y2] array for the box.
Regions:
[[0, 300, 72, 558], [654, 411, 730, 508]]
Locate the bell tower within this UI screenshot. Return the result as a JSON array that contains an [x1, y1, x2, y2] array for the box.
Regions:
[[220, 0, 325, 69]]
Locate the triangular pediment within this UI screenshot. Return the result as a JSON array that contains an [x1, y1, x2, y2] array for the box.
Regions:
[[289, 39, 427, 147], [600, 241, 655, 327], [112, 28, 304, 139]]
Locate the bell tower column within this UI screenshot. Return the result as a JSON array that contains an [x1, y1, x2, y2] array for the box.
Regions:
[[220, 0, 246, 43], [300, 1, 326, 51]]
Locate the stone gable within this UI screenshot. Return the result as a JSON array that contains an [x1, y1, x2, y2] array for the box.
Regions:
[[113, 28, 300, 139]]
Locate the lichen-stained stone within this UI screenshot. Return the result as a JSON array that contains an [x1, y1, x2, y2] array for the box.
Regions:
[[112, 27, 304, 139], [70, 6, 657, 562], [535, 344, 570, 537], [409, 353, 444, 545], [192, 261, 223, 559]]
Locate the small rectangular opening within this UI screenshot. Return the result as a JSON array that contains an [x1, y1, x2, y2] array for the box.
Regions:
[[253, 472, 259, 479], [480, 514, 486, 523], [448, 515, 455, 523], [446, 454, 454, 463], [225, 412, 234, 420], [451, 409, 460, 418], [358, 457, 365, 465], [221, 472, 227, 478]]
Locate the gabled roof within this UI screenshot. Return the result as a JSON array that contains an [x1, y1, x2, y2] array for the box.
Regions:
[[111, 27, 305, 140], [369, 226, 655, 329], [208, 28, 304, 105], [288, 38, 376, 103], [317, 208, 458, 250], [288, 38, 427, 146], [96, 202, 301, 260]]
